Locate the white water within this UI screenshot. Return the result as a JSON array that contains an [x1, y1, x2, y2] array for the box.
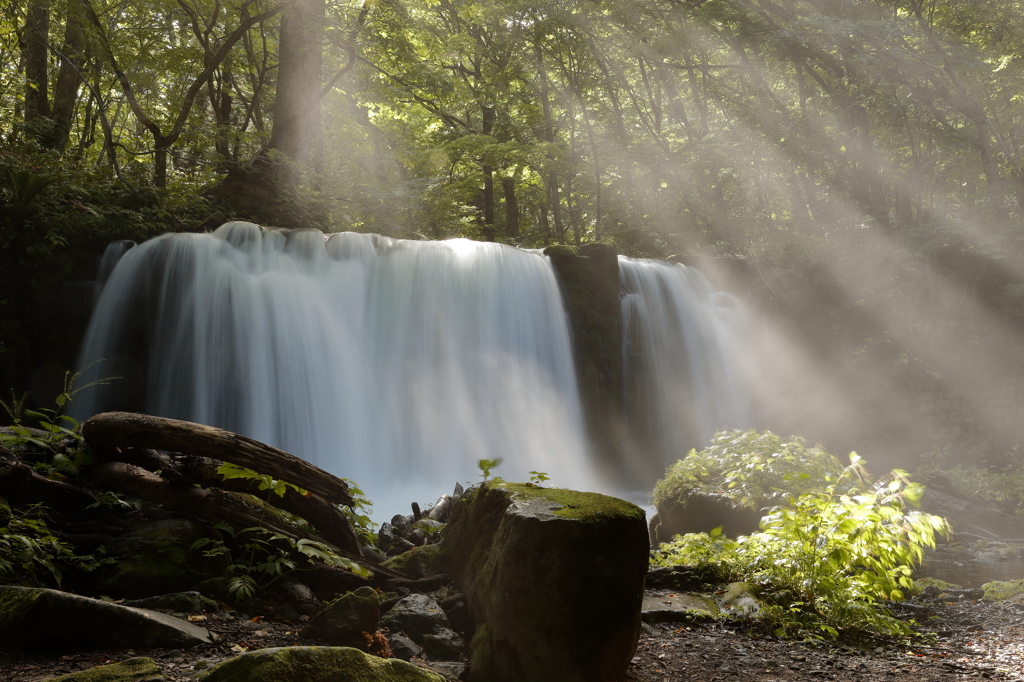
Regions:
[[620, 257, 750, 468], [74, 222, 597, 514]]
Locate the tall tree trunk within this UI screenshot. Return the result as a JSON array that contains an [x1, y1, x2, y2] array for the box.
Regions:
[[23, 0, 50, 136], [46, 8, 87, 152], [267, 0, 325, 186], [502, 177, 519, 239]]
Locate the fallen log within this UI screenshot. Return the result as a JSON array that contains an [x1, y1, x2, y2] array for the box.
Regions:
[[82, 412, 353, 506]]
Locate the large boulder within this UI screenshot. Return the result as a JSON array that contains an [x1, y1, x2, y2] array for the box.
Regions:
[[196, 646, 446, 682], [380, 593, 465, 661], [439, 482, 648, 682], [0, 586, 212, 650]]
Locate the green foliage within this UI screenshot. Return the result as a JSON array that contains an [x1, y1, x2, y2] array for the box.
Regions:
[[653, 452, 950, 640], [916, 447, 1024, 517], [653, 429, 843, 511], [191, 522, 371, 601], [477, 458, 503, 481], [528, 471, 550, 486], [0, 504, 108, 586], [340, 479, 377, 548], [0, 369, 114, 480], [216, 462, 305, 499]]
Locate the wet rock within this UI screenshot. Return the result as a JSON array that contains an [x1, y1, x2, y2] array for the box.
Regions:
[[380, 593, 452, 641], [421, 628, 465, 660], [299, 586, 379, 648], [388, 632, 423, 661], [427, 495, 452, 523], [196, 646, 446, 682], [0, 586, 212, 650], [43, 656, 164, 682]]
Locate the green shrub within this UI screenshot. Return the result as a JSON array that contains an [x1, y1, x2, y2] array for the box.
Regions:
[[653, 451, 950, 640], [652, 429, 843, 511]]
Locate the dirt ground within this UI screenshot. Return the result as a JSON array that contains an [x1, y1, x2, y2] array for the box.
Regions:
[[3, 593, 1024, 681]]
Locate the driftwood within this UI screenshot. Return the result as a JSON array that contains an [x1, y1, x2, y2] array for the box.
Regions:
[[82, 412, 353, 506]]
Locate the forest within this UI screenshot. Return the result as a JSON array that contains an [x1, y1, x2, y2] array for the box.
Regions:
[[1, 0, 1024, 475]]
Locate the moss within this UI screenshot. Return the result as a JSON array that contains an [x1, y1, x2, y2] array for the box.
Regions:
[[0, 585, 42, 625], [983, 579, 1024, 601], [542, 244, 579, 258], [197, 646, 445, 682], [0, 496, 11, 527], [43, 657, 162, 682], [381, 544, 444, 578], [494, 482, 645, 524]]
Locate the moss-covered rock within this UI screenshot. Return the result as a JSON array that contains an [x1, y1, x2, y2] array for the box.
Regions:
[[197, 646, 445, 682], [983, 579, 1024, 601], [0, 586, 212, 650], [439, 482, 648, 682], [381, 544, 444, 579], [42, 657, 163, 682], [299, 586, 379, 647]]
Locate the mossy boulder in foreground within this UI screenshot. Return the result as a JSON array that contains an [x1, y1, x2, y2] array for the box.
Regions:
[[196, 646, 446, 682], [439, 482, 649, 682]]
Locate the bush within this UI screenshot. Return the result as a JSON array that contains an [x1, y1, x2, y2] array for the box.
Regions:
[[653, 449, 951, 640], [652, 429, 843, 511]]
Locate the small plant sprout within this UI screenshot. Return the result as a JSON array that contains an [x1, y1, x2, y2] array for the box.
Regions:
[[477, 458, 503, 481], [528, 471, 550, 486]]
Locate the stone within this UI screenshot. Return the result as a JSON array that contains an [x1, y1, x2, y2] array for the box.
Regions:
[[640, 591, 719, 624], [0, 586, 212, 650], [88, 518, 214, 599], [388, 632, 423, 661], [380, 593, 451, 641], [122, 591, 212, 613], [42, 657, 164, 682], [439, 482, 649, 682], [423, 661, 468, 681], [196, 646, 446, 682], [299, 586, 379, 648], [381, 544, 444, 579], [651, 491, 763, 545], [421, 627, 465, 660]]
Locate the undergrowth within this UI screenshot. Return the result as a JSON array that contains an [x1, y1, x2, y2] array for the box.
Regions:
[[653, 434, 951, 641]]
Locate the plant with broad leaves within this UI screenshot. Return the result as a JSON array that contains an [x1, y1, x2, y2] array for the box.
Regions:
[[528, 471, 550, 486], [477, 458, 503, 481], [653, 450, 951, 640]]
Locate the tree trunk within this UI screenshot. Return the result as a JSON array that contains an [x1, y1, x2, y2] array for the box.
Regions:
[[81, 412, 354, 506], [45, 8, 87, 152], [266, 0, 325, 185], [23, 0, 50, 135], [502, 177, 519, 239]]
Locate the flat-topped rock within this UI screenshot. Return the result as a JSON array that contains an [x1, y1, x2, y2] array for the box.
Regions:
[[0, 586, 212, 651]]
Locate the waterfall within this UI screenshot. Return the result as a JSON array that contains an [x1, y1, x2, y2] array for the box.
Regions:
[[74, 222, 596, 513], [619, 257, 750, 472], [76, 223, 750, 512]]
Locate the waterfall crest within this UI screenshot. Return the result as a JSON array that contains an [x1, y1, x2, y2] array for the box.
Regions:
[[75, 222, 596, 510]]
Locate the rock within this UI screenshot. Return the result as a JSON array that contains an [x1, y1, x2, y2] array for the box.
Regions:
[[196, 646, 446, 682], [380, 593, 452, 641], [122, 591, 212, 613], [640, 591, 719, 624], [645, 566, 710, 591], [0, 495, 11, 527], [652, 491, 763, 545], [0, 586, 212, 650], [423, 661, 468, 681], [439, 482, 648, 682], [388, 632, 423, 661], [719, 582, 761, 615], [299, 586, 379, 648], [381, 544, 445, 579], [88, 518, 214, 598], [421, 628, 465, 660], [42, 657, 164, 681], [426, 495, 452, 523]]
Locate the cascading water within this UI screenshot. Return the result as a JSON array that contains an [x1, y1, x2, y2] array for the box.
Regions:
[[619, 257, 750, 477], [74, 222, 597, 513]]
